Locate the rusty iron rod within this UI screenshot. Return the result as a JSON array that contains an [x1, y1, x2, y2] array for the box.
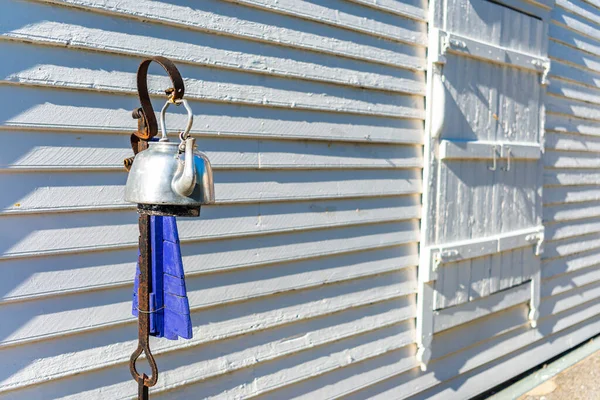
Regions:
[[129, 210, 159, 399]]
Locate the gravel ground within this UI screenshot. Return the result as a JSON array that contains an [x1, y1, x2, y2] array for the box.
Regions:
[[518, 349, 600, 400]]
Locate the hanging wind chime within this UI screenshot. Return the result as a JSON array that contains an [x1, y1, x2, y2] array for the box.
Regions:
[[123, 57, 215, 399]]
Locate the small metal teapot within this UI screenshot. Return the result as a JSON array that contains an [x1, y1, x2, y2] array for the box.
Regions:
[[125, 99, 215, 216]]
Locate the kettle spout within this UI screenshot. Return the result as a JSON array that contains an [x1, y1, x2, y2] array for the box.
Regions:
[[172, 137, 197, 197], [198, 151, 215, 204]]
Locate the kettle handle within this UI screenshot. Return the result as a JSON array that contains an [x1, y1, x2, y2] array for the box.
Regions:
[[134, 57, 185, 140], [159, 99, 194, 142]]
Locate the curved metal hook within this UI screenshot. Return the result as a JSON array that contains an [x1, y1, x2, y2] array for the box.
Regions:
[[134, 57, 185, 140]]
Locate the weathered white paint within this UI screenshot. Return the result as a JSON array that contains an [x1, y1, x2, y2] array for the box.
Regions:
[[417, 0, 549, 368], [406, 0, 600, 397], [0, 0, 428, 398], [439, 140, 542, 161], [4, 0, 600, 398], [0, 86, 423, 143]]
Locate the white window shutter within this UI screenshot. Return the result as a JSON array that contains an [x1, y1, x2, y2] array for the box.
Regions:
[[417, 0, 551, 370]]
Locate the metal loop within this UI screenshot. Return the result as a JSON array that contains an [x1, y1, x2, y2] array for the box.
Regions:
[[159, 99, 194, 142], [129, 343, 159, 387]]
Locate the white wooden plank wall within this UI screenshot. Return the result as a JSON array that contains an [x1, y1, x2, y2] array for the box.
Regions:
[[541, 0, 600, 374], [377, 0, 600, 398], [342, 0, 600, 399], [0, 0, 428, 398], [6, 0, 600, 399]]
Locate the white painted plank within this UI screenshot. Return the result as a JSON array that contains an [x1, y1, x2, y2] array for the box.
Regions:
[[547, 113, 600, 137], [433, 282, 532, 332], [550, 61, 600, 95], [0, 196, 420, 260], [546, 94, 600, 122], [431, 305, 529, 360], [544, 201, 600, 222], [440, 140, 541, 160], [540, 280, 600, 317], [0, 169, 421, 214], [553, 7, 600, 43], [180, 247, 418, 311], [7, 0, 426, 71], [0, 263, 416, 348], [0, 226, 418, 303], [549, 49, 600, 87], [158, 321, 415, 399], [436, 260, 460, 309], [442, 32, 548, 71], [153, 324, 415, 399], [0, 41, 424, 119], [222, 0, 427, 44], [489, 252, 503, 295], [246, 346, 417, 400], [546, 131, 600, 152], [144, 220, 419, 275], [542, 265, 600, 297], [563, 0, 600, 13], [0, 1, 427, 93], [270, 347, 419, 400], [0, 131, 422, 171], [6, 323, 415, 399], [444, 260, 470, 308], [468, 253, 491, 303], [256, 140, 422, 169], [556, 0, 600, 28], [435, 249, 533, 310], [0, 222, 418, 302], [426, 227, 542, 271], [543, 246, 600, 278], [549, 23, 600, 60], [346, 0, 427, 21], [547, 78, 600, 107], [544, 185, 600, 205], [0, 278, 417, 392], [0, 86, 424, 144], [546, 217, 600, 240], [545, 231, 600, 259], [544, 168, 600, 186], [436, 161, 539, 241]]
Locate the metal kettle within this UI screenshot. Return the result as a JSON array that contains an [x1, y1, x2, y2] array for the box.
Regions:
[[125, 99, 215, 215]]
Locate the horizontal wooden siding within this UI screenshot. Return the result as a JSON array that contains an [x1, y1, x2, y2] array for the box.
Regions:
[[0, 0, 425, 398]]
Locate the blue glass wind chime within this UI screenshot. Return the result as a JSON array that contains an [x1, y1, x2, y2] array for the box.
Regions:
[[123, 57, 215, 399]]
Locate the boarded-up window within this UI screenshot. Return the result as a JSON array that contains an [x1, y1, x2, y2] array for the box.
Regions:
[[417, 0, 551, 369]]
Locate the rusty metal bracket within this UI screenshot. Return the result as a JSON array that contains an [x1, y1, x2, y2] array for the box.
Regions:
[[127, 57, 186, 400], [134, 56, 185, 141]]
